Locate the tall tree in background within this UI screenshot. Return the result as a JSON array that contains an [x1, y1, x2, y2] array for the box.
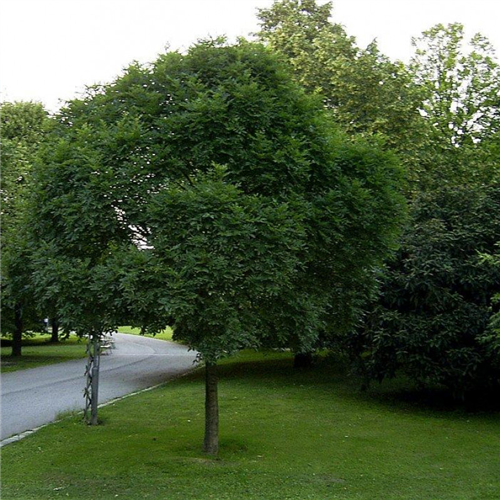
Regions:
[[256, 2, 500, 399], [1, 101, 49, 356], [411, 23, 500, 146], [409, 22, 500, 188], [256, 0, 424, 158], [352, 24, 500, 397]]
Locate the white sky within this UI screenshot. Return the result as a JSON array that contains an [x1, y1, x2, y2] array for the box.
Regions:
[[1, 0, 499, 113]]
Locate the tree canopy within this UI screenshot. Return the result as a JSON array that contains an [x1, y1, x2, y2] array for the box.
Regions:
[[346, 22, 500, 397], [352, 185, 500, 398], [410, 23, 500, 147], [408, 22, 500, 189], [1, 101, 50, 354], [256, 0, 423, 151], [28, 39, 406, 452], [255, 1, 500, 399]]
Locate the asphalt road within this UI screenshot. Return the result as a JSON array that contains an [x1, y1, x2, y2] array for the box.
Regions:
[[0, 333, 198, 441]]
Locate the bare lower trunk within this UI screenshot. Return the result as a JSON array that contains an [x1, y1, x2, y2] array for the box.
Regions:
[[12, 303, 23, 357], [294, 352, 313, 369], [203, 362, 219, 455], [90, 343, 100, 426], [50, 317, 60, 343], [84, 333, 101, 426]]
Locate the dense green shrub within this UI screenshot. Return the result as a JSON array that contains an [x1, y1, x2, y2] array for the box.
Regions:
[[353, 185, 500, 398]]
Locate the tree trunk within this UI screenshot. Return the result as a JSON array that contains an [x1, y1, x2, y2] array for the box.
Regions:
[[12, 303, 23, 357], [90, 333, 100, 426], [50, 317, 60, 343], [294, 352, 313, 369], [84, 333, 101, 426], [203, 362, 219, 455]]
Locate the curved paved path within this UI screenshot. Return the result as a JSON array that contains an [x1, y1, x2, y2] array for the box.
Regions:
[[0, 333, 198, 441]]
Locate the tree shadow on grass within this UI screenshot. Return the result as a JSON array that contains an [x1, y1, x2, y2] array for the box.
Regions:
[[364, 381, 500, 415], [213, 350, 500, 416]]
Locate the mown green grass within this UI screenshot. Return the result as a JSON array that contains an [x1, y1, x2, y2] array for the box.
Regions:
[[116, 325, 174, 341], [0, 334, 87, 373], [2, 351, 499, 499]]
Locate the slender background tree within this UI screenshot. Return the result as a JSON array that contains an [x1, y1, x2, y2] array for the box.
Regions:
[[1, 101, 49, 356]]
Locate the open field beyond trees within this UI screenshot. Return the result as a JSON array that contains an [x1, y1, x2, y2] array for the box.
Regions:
[[0, 326, 172, 373], [0, 328, 174, 373], [2, 350, 499, 500], [116, 326, 174, 342], [0, 334, 87, 373]]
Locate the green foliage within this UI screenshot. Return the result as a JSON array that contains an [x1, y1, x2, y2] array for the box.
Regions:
[[259, 2, 500, 399], [256, 3, 500, 192], [409, 23, 500, 190], [1, 101, 48, 141], [27, 39, 405, 452], [0, 102, 47, 236], [0, 102, 49, 338], [353, 186, 500, 397], [27, 123, 132, 337], [38, 39, 404, 358], [256, 1, 424, 155], [147, 167, 307, 362], [410, 23, 500, 147], [351, 24, 500, 397], [1, 101, 49, 238]]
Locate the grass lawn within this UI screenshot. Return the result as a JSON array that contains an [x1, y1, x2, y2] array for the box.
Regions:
[[116, 326, 174, 342], [0, 334, 87, 373], [1, 350, 499, 500]]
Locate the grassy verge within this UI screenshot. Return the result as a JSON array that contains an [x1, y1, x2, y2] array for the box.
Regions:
[[0, 334, 87, 373], [116, 325, 174, 342], [2, 350, 499, 499]]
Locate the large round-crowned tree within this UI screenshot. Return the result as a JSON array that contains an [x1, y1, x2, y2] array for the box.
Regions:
[[31, 39, 405, 454]]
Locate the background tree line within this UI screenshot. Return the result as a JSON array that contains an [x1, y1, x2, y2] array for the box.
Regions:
[[255, 0, 500, 398], [1, 0, 499, 452]]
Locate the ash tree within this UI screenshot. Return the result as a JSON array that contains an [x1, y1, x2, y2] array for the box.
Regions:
[[30, 39, 405, 454], [409, 22, 500, 189], [147, 166, 307, 453], [256, 1, 424, 161]]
